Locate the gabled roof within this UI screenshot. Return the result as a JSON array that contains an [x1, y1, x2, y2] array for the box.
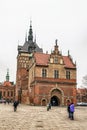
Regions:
[[34, 52, 50, 66], [34, 52, 76, 68], [63, 56, 76, 68]]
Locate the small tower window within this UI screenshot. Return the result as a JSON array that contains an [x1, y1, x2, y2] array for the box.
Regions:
[[28, 47, 32, 54]]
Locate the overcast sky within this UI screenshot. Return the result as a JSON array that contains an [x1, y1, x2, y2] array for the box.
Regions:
[[0, 0, 87, 87]]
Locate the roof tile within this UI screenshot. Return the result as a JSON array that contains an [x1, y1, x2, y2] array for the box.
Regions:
[[34, 52, 75, 68]]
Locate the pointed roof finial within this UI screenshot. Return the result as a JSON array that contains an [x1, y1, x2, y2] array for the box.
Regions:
[[30, 19, 32, 27], [6, 68, 9, 81], [28, 20, 33, 42], [55, 39, 58, 46], [54, 39, 59, 54], [68, 50, 70, 56]]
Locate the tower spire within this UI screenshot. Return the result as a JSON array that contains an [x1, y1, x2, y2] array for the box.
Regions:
[[28, 20, 33, 42], [6, 68, 9, 81]]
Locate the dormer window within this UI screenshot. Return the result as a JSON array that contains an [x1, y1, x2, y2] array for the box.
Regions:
[[54, 57, 58, 63]]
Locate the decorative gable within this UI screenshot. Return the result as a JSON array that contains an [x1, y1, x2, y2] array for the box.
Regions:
[[33, 40, 76, 69]]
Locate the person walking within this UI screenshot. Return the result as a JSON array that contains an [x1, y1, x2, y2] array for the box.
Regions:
[[67, 101, 71, 118], [49, 102, 51, 109], [47, 103, 50, 111], [13, 100, 19, 112], [47, 102, 51, 111], [70, 102, 75, 120]]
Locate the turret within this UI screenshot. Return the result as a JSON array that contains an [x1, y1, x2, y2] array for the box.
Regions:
[[28, 20, 33, 42]]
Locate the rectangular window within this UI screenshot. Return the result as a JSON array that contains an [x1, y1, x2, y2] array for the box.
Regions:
[[3, 91, 5, 97], [42, 69, 47, 78], [54, 70, 59, 78], [66, 71, 70, 79], [11, 91, 13, 97], [8, 91, 9, 97]]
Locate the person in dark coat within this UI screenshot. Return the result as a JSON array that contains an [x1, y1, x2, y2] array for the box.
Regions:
[[13, 100, 19, 112], [47, 103, 51, 111], [67, 103, 71, 118], [67, 101, 71, 118], [49, 102, 51, 109]]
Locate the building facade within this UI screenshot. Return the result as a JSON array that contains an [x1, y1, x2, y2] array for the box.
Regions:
[[16, 22, 77, 106], [16, 22, 43, 103], [0, 69, 15, 102], [77, 88, 87, 103], [28, 40, 77, 106]]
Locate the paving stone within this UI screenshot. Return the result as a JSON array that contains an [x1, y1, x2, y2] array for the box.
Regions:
[[0, 104, 87, 130]]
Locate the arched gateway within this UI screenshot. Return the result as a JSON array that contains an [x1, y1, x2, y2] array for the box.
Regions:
[[50, 88, 64, 106], [51, 96, 60, 106]]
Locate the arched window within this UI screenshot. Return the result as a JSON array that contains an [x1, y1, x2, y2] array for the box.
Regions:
[[42, 69, 47, 78]]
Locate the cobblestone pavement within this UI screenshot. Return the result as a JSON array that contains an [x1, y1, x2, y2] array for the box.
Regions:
[[0, 104, 87, 130]]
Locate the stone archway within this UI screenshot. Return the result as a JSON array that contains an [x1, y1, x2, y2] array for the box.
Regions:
[[49, 88, 64, 106], [41, 99, 47, 106], [51, 96, 60, 106]]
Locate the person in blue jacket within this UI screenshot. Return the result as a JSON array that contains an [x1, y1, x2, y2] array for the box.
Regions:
[[70, 102, 75, 120]]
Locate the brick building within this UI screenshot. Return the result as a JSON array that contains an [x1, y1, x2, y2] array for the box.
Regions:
[[16, 22, 77, 106], [0, 69, 15, 102], [77, 88, 87, 103], [16, 21, 43, 104]]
